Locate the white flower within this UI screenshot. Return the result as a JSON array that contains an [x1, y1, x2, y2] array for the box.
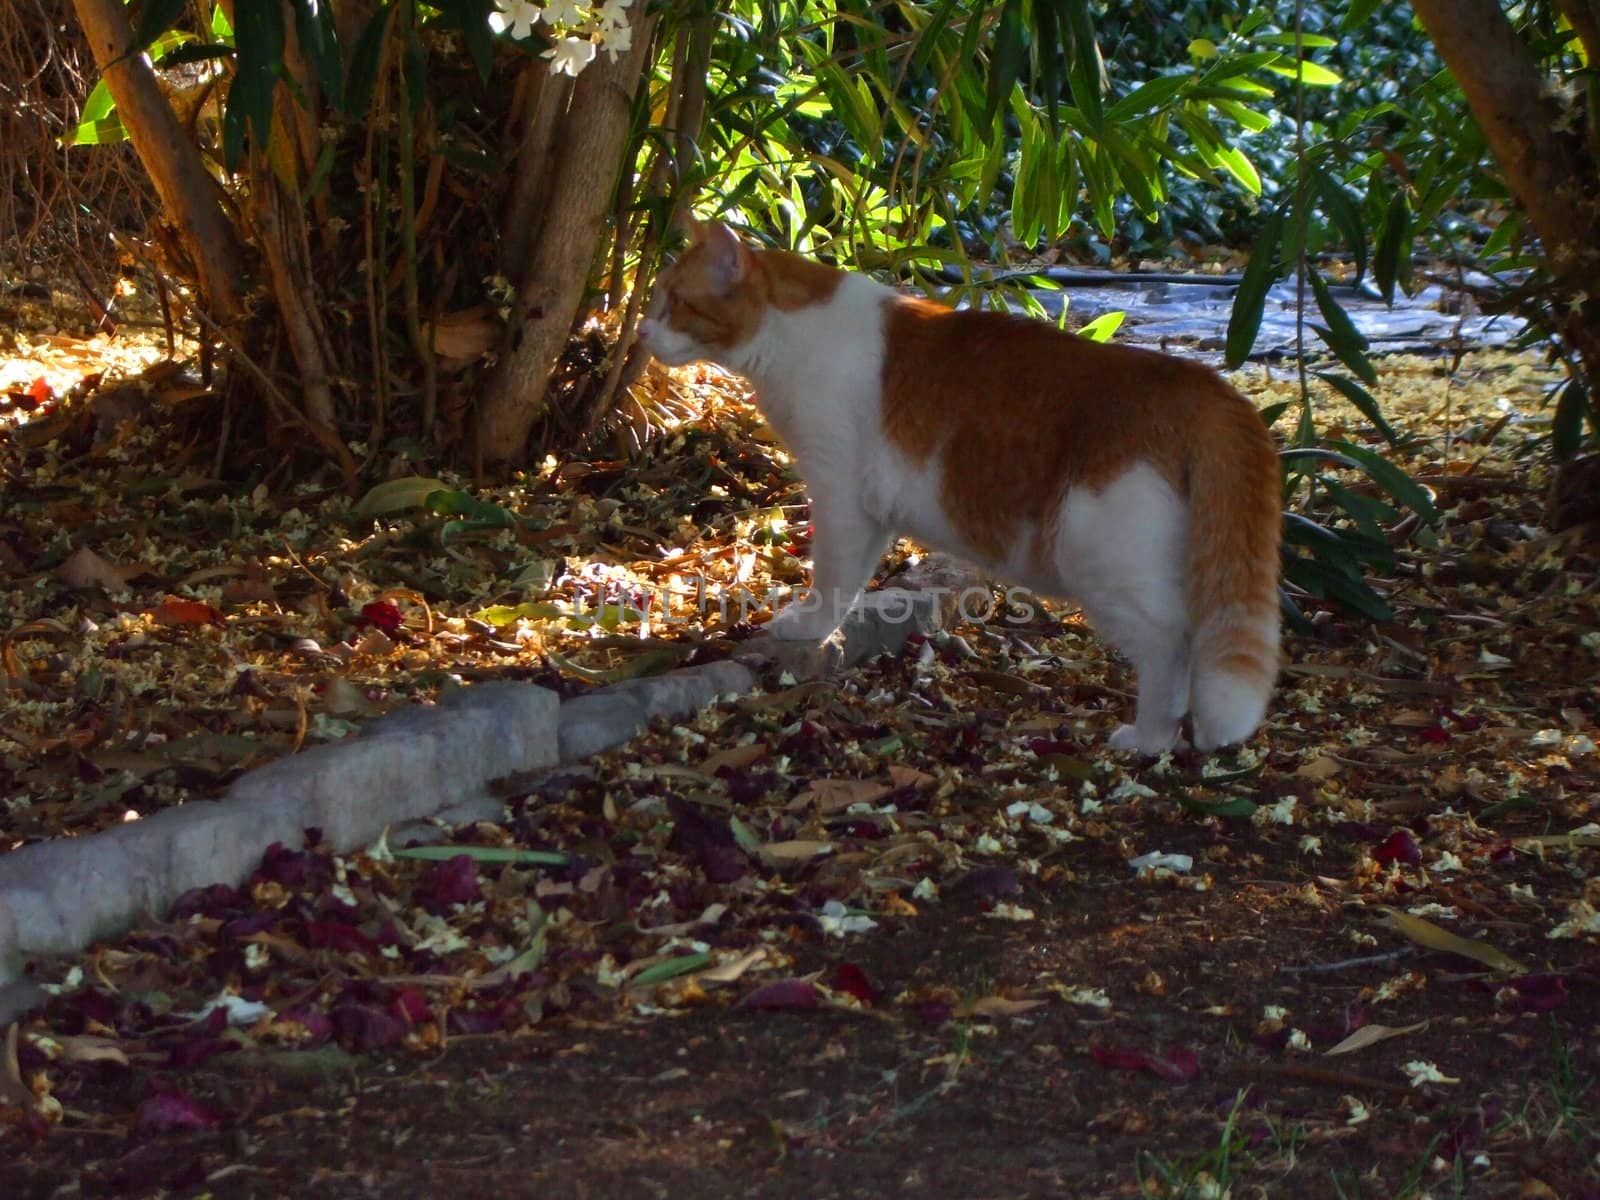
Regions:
[[489, 0, 541, 39], [598, 18, 633, 61], [1403, 1060, 1459, 1086], [594, 0, 632, 31], [544, 35, 597, 75], [817, 899, 877, 938], [541, 0, 586, 26], [984, 902, 1036, 921]]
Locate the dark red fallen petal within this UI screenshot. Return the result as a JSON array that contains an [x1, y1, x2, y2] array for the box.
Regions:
[[1503, 973, 1568, 1012], [741, 980, 821, 1010], [358, 600, 405, 634], [668, 796, 748, 884], [391, 987, 431, 1026], [331, 1002, 408, 1050], [135, 1089, 227, 1132], [304, 920, 378, 955], [416, 854, 482, 908], [277, 1004, 334, 1043], [1091, 1042, 1201, 1081], [832, 963, 877, 1005], [169, 883, 247, 920], [1374, 829, 1422, 866], [254, 841, 325, 888]]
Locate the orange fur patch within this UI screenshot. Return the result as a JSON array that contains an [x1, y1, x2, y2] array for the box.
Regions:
[[655, 224, 840, 350]]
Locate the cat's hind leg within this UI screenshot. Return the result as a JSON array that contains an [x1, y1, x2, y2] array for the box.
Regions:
[[1055, 465, 1192, 753], [1103, 616, 1191, 754]]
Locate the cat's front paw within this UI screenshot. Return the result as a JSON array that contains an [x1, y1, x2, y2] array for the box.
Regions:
[[1108, 724, 1187, 755], [765, 600, 842, 643]]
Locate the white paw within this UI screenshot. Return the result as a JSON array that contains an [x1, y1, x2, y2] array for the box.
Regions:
[[765, 602, 841, 643], [1108, 724, 1186, 755]]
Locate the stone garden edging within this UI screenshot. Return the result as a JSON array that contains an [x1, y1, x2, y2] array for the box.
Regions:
[[0, 557, 984, 1023]]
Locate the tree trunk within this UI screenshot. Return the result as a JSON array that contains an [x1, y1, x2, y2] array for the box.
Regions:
[[476, 16, 659, 465], [71, 0, 244, 325], [1414, 0, 1600, 531], [501, 63, 574, 269], [1410, 0, 1600, 283]]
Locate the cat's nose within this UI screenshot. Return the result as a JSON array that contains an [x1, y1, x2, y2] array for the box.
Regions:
[[636, 318, 656, 342]]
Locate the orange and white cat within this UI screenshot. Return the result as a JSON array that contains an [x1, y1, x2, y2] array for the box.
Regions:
[[637, 220, 1281, 752]]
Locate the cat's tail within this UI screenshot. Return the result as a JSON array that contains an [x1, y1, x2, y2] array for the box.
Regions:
[[1185, 392, 1282, 751]]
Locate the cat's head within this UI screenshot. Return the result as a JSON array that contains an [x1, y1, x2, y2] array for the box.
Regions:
[[636, 219, 761, 368]]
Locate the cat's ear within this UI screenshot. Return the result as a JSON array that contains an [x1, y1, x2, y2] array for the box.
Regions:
[[700, 220, 747, 293]]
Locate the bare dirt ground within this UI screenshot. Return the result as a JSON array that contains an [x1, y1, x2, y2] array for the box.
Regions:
[[2, 309, 1598, 1198]]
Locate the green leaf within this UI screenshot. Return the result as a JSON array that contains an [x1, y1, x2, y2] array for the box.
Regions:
[[222, 0, 286, 170], [1076, 311, 1124, 343], [911, 0, 962, 73], [291, 0, 345, 111], [353, 476, 451, 517], [392, 846, 570, 866], [1251, 32, 1339, 49], [160, 41, 233, 68], [1105, 74, 1188, 122], [1225, 206, 1284, 368], [1373, 190, 1410, 304], [1308, 269, 1377, 386], [129, 0, 188, 57], [1286, 555, 1395, 621], [1263, 59, 1341, 86], [1343, 0, 1385, 31], [629, 953, 715, 988], [1062, 0, 1103, 130], [426, 489, 518, 526], [1552, 377, 1590, 460], [1324, 439, 1437, 522], [1314, 371, 1402, 447], [469, 602, 570, 626], [984, 0, 1027, 130], [1314, 169, 1368, 284], [1176, 791, 1258, 819], [68, 114, 130, 146], [1032, 0, 1063, 135], [1215, 144, 1261, 195], [344, 4, 393, 117]]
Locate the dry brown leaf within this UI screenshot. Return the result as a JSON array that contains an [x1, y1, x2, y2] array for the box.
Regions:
[[150, 596, 225, 627], [954, 996, 1047, 1018], [1378, 907, 1526, 974], [887, 765, 936, 790], [1324, 1019, 1429, 1056], [736, 681, 830, 712], [53, 1035, 131, 1067], [56, 545, 141, 591], [698, 948, 769, 984], [792, 778, 892, 814], [969, 669, 1049, 696], [425, 306, 499, 365], [702, 742, 769, 775], [1, 1025, 31, 1109], [1295, 755, 1344, 781], [755, 839, 834, 866]]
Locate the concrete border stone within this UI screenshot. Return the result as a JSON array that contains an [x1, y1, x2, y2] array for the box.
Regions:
[[0, 557, 980, 1023]]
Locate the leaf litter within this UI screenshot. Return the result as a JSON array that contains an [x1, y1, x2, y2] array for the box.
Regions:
[[1, 322, 1598, 1195]]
